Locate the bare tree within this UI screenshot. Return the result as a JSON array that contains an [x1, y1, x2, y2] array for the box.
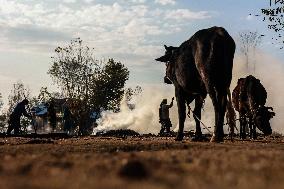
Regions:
[[125, 86, 143, 103], [238, 31, 263, 73]]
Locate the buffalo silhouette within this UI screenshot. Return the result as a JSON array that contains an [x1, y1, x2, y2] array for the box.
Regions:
[[232, 75, 275, 139], [156, 26, 236, 142]]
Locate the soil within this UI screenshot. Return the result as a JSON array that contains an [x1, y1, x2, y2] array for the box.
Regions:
[[0, 135, 284, 189]]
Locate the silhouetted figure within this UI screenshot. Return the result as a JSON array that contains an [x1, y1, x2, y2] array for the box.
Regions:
[[7, 99, 32, 135], [63, 106, 74, 134], [47, 100, 57, 132], [159, 97, 174, 135]]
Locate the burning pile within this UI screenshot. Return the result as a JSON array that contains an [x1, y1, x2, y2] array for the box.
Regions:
[[95, 129, 140, 137]]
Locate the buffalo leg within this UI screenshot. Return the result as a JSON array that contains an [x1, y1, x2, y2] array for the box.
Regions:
[[210, 90, 226, 142], [216, 93, 226, 141], [248, 116, 252, 139], [192, 96, 203, 140], [239, 114, 247, 139], [250, 117, 257, 139], [252, 124, 257, 139], [175, 88, 186, 141]]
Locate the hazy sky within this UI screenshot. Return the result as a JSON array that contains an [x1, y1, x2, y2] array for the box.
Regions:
[[0, 0, 282, 100]]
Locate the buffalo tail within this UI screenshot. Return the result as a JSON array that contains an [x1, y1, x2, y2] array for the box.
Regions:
[[226, 88, 237, 140]]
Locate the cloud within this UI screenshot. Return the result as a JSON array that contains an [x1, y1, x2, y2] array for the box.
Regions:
[[155, 0, 176, 6], [63, 0, 77, 3], [0, 0, 213, 58], [165, 9, 211, 21], [130, 0, 147, 3], [84, 0, 95, 3]]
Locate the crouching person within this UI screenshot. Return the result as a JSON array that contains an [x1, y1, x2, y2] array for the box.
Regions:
[[7, 99, 32, 135], [159, 97, 174, 135]]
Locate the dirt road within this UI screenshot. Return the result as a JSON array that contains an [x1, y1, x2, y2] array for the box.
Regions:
[[0, 136, 284, 189]]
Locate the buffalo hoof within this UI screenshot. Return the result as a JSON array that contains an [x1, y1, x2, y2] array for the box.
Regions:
[[210, 135, 224, 143], [175, 133, 184, 141]]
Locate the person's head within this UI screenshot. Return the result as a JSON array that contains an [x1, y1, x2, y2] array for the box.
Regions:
[[161, 99, 167, 105], [22, 99, 29, 105]]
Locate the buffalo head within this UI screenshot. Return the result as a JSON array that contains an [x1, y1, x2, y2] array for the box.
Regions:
[[254, 106, 275, 136], [155, 45, 178, 84]]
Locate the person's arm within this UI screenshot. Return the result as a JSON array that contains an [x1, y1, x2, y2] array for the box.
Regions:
[[22, 106, 32, 118], [168, 97, 174, 108]]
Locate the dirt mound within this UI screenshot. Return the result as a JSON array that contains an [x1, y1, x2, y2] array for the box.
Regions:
[[25, 139, 54, 144], [96, 129, 140, 137]]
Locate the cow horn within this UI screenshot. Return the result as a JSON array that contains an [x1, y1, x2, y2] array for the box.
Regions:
[[164, 45, 168, 50]]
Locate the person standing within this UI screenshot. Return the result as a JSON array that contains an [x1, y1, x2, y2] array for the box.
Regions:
[[159, 97, 174, 135], [47, 100, 57, 132], [63, 105, 74, 134]]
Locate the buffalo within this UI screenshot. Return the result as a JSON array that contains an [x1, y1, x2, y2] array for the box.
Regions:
[[156, 26, 236, 142], [232, 75, 275, 139]]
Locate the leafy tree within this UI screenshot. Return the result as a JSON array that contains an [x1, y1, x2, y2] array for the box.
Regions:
[[37, 87, 52, 103], [48, 38, 129, 135], [91, 59, 129, 112], [261, 0, 284, 48], [48, 38, 97, 100]]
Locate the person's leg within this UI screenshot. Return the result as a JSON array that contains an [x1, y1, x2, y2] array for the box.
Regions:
[[7, 123, 13, 134], [159, 120, 165, 134], [7, 115, 14, 134], [14, 119, 20, 135], [166, 119, 172, 133]]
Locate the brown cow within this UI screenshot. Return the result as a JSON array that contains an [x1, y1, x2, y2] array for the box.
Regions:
[[232, 75, 275, 139], [156, 26, 236, 142]]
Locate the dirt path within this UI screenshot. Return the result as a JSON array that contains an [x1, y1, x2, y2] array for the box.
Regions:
[[0, 136, 284, 189]]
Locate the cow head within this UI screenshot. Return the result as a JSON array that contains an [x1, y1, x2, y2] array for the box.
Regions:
[[254, 106, 275, 136], [155, 45, 178, 84]]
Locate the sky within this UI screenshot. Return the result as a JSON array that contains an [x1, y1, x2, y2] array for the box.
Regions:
[[0, 0, 282, 101]]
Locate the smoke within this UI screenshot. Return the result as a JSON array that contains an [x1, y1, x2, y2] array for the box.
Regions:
[[94, 51, 284, 135], [93, 85, 177, 134], [248, 51, 284, 133]]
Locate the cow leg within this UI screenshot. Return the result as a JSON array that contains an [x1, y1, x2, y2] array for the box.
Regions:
[[210, 90, 226, 142], [239, 116, 243, 139], [192, 96, 204, 141], [248, 116, 253, 139], [250, 116, 257, 139], [252, 124, 257, 139], [175, 88, 186, 141], [239, 114, 247, 139]]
